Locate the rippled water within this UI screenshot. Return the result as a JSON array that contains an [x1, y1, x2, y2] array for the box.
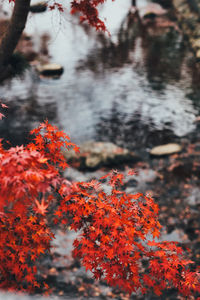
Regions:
[[0, 0, 200, 151]]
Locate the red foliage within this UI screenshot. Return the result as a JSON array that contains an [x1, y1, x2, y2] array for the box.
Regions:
[[47, 0, 109, 31], [0, 119, 200, 296], [55, 171, 200, 296], [70, 0, 107, 31]]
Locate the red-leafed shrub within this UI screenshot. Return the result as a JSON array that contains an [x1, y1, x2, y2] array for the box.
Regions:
[[0, 120, 200, 296]]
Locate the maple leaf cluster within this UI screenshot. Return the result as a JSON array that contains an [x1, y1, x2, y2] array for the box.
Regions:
[[55, 171, 200, 297], [70, 0, 107, 31], [48, 0, 109, 31], [0, 119, 200, 297], [0, 120, 78, 291]]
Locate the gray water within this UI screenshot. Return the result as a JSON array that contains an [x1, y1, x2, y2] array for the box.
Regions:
[[0, 0, 200, 150]]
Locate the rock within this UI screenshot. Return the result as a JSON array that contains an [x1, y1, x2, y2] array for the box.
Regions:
[[36, 63, 64, 76], [196, 49, 200, 59], [191, 38, 200, 49], [30, 2, 47, 13], [150, 143, 182, 156], [152, 0, 173, 9], [85, 155, 102, 168], [139, 3, 167, 19], [63, 141, 141, 170], [143, 17, 178, 36]]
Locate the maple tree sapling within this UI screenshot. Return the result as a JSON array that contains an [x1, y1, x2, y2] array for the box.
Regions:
[[0, 115, 200, 297]]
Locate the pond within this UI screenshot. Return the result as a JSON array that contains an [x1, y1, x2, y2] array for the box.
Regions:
[[0, 0, 200, 151]]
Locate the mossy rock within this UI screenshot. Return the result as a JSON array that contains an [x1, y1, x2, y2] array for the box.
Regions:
[[63, 141, 141, 170], [36, 63, 64, 76], [150, 143, 182, 156]]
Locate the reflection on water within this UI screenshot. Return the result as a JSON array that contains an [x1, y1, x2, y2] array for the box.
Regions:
[[142, 30, 185, 90], [96, 104, 178, 152], [0, 68, 58, 146], [0, 0, 199, 149]]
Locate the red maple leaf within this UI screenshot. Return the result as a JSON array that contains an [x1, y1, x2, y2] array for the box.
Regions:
[[33, 198, 48, 215]]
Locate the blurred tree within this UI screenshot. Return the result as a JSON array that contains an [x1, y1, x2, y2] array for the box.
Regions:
[[0, 0, 31, 76], [0, 0, 108, 79]]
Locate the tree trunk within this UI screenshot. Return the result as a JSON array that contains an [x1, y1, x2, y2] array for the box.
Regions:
[[0, 0, 31, 72], [132, 0, 136, 6]]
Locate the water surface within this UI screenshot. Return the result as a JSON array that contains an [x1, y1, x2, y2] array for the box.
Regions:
[[0, 0, 199, 151]]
